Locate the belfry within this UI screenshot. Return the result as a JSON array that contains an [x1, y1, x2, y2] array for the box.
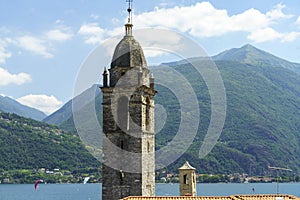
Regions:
[[100, 1, 156, 199]]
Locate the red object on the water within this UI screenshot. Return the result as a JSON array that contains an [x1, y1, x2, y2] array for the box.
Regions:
[[34, 179, 43, 190]]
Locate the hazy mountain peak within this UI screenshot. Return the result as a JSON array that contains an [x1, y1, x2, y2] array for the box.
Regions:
[[241, 43, 256, 49], [0, 95, 46, 121], [214, 44, 268, 62], [43, 84, 101, 125], [213, 44, 300, 74]]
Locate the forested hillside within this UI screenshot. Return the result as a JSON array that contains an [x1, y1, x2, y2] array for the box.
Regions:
[[158, 59, 300, 175], [43, 45, 300, 175], [0, 111, 100, 171]]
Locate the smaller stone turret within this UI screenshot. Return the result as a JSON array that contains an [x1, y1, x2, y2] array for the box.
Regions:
[[102, 67, 108, 87], [149, 73, 154, 90], [179, 161, 197, 196]]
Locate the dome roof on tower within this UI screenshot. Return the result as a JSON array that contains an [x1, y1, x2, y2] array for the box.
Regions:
[[110, 34, 147, 69]]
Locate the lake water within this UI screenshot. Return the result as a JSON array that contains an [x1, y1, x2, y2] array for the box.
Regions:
[[0, 183, 299, 200]]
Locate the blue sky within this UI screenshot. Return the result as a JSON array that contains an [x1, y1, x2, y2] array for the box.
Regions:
[[0, 0, 300, 115]]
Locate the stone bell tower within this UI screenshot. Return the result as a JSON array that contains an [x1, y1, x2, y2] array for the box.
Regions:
[[179, 161, 197, 196], [100, 1, 156, 200]]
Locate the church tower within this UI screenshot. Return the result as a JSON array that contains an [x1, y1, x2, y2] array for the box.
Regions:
[[179, 161, 197, 196], [101, 1, 156, 200]]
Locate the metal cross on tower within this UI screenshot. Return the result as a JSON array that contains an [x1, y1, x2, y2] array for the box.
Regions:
[[126, 0, 133, 23]]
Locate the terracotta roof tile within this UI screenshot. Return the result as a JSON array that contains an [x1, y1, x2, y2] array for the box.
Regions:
[[121, 194, 299, 200]]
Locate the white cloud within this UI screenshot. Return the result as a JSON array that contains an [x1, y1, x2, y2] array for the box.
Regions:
[[17, 94, 63, 115], [247, 28, 283, 43], [0, 67, 32, 86], [90, 14, 100, 20], [17, 36, 53, 58], [78, 2, 299, 47], [0, 26, 11, 34], [158, 2, 172, 8], [143, 49, 165, 58], [135, 2, 231, 37], [281, 32, 300, 42], [266, 3, 293, 20], [132, 2, 297, 43], [45, 29, 73, 41], [248, 28, 300, 43], [1, 26, 72, 59], [229, 8, 269, 32], [296, 16, 300, 26], [135, 29, 183, 58], [78, 23, 107, 45], [111, 18, 120, 25], [0, 39, 12, 64], [55, 19, 64, 24]]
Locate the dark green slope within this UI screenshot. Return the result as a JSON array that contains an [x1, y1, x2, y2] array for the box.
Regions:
[[46, 45, 300, 175], [0, 111, 100, 171], [56, 60, 300, 175], [0, 95, 46, 121], [192, 60, 299, 174]]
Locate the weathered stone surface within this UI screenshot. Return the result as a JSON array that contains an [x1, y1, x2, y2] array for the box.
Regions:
[[179, 161, 197, 196], [111, 36, 147, 69], [101, 21, 156, 200]]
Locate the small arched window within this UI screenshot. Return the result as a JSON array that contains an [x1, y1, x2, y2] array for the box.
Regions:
[[184, 174, 188, 184], [117, 96, 129, 131]]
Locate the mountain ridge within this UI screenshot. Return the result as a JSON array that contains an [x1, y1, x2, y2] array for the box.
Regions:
[[213, 44, 300, 74], [0, 95, 46, 121], [159, 44, 300, 75], [42, 44, 300, 175], [43, 84, 100, 125]]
